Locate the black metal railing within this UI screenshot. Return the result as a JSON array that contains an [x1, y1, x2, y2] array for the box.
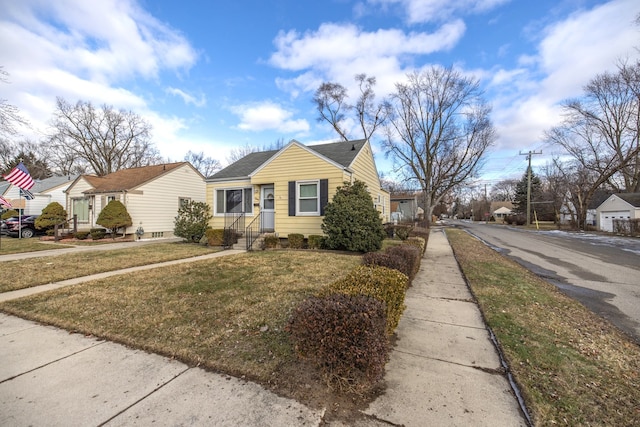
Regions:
[[245, 212, 262, 251], [223, 212, 245, 249]]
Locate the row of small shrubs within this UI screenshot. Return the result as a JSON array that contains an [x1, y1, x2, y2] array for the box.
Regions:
[[288, 238, 426, 394], [260, 234, 326, 250]]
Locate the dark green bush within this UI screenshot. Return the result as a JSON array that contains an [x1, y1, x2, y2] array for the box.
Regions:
[[1, 209, 19, 220], [205, 228, 224, 246], [322, 180, 385, 253], [75, 231, 90, 240], [262, 234, 279, 249], [395, 225, 411, 240], [326, 265, 408, 335], [288, 233, 304, 249], [35, 202, 67, 230], [173, 200, 212, 243], [362, 252, 413, 283], [307, 235, 325, 249], [97, 200, 132, 238], [287, 293, 388, 393], [385, 244, 421, 281], [90, 228, 106, 240]]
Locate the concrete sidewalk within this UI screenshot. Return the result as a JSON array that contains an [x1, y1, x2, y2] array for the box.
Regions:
[[0, 228, 528, 426]]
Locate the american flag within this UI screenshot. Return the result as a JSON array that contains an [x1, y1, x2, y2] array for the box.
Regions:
[[20, 188, 35, 200], [0, 195, 12, 208], [3, 162, 35, 190]]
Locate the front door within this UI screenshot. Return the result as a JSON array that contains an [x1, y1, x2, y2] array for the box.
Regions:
[[261, 186, 275, 231]]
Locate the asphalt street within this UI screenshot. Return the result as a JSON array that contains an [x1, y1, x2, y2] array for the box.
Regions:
[[452, 220, 640, 344]]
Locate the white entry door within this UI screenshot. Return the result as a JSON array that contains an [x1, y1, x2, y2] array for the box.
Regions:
[[261, 186, 275, 231]]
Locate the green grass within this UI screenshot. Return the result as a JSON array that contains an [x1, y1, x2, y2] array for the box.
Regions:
[[446, 228, 640, 426], [0, 251, 361, 385], [0, 242, 220, 293]]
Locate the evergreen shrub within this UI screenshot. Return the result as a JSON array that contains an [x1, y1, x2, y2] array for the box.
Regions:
[[322, 180, 385, 253], [35, 202, 67, 231], [326, 265, 408, 335], [287, 293, 388, 393], [205, 229, 224, 246], [75, 231, 90, 240], [97, 200, 132, 238], [288, 233, 304, 249], [262, 234, 279, 249], [307, 235, 325, 249], [173, 200, 212, 243], [90, 228, 106, 240]]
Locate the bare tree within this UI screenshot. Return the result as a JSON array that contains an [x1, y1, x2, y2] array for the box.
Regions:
[[313, 73, 386, 142], [184, 150, 221, 178], [45, 98, 160, 176], [0, 67, 28, 139], [545, 62, 640, 227], [489, 179, 518, 202], [383, 67, 497, 223], [226, 143, 260, 164]]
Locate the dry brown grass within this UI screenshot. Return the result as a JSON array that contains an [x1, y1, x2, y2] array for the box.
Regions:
[[0, 250, 361, 385], [0, 242, 219, 293], [446, 228, 640, 426], [0, 237, 72, 255]]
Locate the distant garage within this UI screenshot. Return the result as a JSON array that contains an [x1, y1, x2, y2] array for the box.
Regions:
[[596, 193, 640, 233]]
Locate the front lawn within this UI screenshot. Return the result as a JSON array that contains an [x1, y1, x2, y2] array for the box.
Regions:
[[0, 242, 220, 293], [0, 237, 73, 255], [0, 251, 360, 388]]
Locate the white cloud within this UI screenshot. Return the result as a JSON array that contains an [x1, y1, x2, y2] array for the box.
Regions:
[[165, 87, 206, 107], [0, 0, 200, 161], [366, 0, 510, 24], [486, 0, 640, 153], [232, 102, 310, 134]]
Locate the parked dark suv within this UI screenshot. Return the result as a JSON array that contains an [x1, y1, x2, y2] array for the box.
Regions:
[[3, 215, 42, 238]]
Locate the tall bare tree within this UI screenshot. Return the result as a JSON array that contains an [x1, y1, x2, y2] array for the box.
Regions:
[[184, 150, 221, 178], [489, 179, 518, 202], [45, 98, 161, 176], [313, 73, 386, 142], [383, 67, 496, 222], [545, 62, 640, 227]]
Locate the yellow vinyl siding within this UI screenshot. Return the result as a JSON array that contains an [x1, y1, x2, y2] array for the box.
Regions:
[[252, 144, 345, 237], [207, 179, 254, 230], [350, 142, 391, 223]]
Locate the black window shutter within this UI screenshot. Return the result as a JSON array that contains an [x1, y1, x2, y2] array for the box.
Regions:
[[320, 179, 329, 215], [288, 181, 296, 216]]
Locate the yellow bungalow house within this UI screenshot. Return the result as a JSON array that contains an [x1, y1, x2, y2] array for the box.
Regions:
[[206, 139, 390, 247]]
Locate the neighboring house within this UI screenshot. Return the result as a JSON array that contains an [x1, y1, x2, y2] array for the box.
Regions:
[[390, 193, 420, 222], [490, 201, 514, 221], [65, 162, 205, 238], [596, 193, 640, 232], [559, 191, 610, 227], [206, 139, 390, 240], [1, 175, 78, 215]]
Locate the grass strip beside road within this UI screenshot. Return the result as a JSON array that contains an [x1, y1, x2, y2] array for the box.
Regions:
[[0, 243, 220, 293], [0, 251, 360, 386], [446, 228, 640, 426]]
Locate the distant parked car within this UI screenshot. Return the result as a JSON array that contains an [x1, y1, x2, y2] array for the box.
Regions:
[[4, 215, 42, 238]]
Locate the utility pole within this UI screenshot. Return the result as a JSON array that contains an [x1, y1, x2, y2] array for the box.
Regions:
[[519, 150, 542, 226]]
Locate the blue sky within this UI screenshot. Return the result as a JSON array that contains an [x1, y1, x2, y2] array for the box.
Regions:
[[1, 0, 639, 188]]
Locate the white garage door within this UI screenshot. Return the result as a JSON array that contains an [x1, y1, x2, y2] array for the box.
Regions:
[[600, 211, 630, 232]]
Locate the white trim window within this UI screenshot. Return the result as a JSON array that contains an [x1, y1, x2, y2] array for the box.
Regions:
[[297, 180, 319, 215], [215, 187, 253, 215]]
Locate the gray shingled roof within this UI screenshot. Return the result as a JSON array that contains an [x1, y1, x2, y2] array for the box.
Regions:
[[208, 139, 367, 181], [32, 175, 79, 193]]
